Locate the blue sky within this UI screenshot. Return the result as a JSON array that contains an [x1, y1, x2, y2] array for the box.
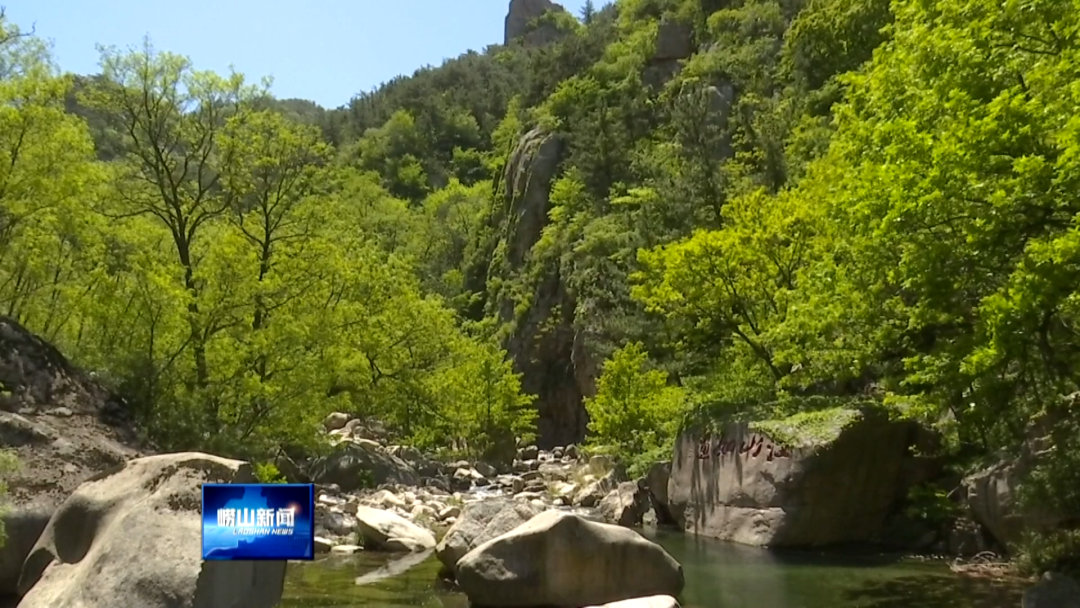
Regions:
[[11, 0, 608, 109]]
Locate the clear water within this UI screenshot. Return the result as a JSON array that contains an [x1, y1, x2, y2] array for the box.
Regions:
[[280, 530, 1026, 608]]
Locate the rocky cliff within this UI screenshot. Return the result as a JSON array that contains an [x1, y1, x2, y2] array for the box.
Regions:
[[493, 128, 594, 448], [504, 0, 569, 47], [484, 17, 734, 448]]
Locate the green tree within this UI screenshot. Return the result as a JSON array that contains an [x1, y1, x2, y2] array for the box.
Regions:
[[581, 0, 598, 24], [411, 179, 489, 303], [584, 342, 685, 472], [350, 109, 430, 202], [84, 39, 265, 434], [0, 16, 102, 335]]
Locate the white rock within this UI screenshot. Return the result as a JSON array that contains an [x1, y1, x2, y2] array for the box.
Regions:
[[456, 511, 683, 607], [330, 544, 363, 555], [371, 489, 407, 509], [318, 493, 345, 506], [584, 595, 681, 608], [323, 412, 350, 431], [355, 506, 436, 552]]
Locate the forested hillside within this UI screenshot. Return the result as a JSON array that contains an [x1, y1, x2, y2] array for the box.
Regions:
[[2, 0, 1078, 573]]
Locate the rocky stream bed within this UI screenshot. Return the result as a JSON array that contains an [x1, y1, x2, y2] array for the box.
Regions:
[[282, 413, 1071, 608]]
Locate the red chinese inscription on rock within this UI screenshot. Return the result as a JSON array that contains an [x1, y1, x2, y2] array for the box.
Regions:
[[696, 433, 792, 461]]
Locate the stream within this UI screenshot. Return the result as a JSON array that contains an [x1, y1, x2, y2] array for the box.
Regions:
[[279, 529, 1027, 608]]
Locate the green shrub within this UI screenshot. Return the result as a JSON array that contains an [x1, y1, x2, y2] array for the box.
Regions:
[[253, 462, 287, 484], [0, 450, 19, 548], [584, 342, 686, 473], [904, 483, 959, 530]]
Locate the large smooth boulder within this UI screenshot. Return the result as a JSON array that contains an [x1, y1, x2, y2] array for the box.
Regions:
[[456, 510, 684, 607], [0, 503, 52, 595], [16, 452, 286, 607], [1022, 572, 1080, 608], [354, 506, 436, 552], [599, 481, 650, 527], [308, 440, 418, 492], [435, 498, 546, 574], [667, 407, 936, 547]]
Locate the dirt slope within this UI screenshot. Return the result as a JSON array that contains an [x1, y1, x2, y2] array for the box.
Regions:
[[0, 317, 148, 507]]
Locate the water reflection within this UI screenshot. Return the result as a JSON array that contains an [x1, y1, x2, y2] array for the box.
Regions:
[[354, 549, 434, 586], [659, 533, 796, 607], [282, 550, 467, 608], [282, 529, 1027, 608], [649, 530, 1025, 608]]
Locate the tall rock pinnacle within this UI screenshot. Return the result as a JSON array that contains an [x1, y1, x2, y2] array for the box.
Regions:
[[504, 0, 568, 47]]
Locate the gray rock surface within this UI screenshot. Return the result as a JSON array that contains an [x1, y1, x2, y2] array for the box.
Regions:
[[504, 0, 567, 46], [498, 126, 596, 449], [308, 441, 419, 491], [16, 452, 286, 608], [0, 503, 51, 595], [654, 18, 693, 60], [574, 465, 627, 507], [963, 406, 1068, 551], [599, 481, 650, 527], [435, 498, 545, 574], [456, 510, 683, 607], [0, 317, 144, 509], [645, 462, 675, 526]]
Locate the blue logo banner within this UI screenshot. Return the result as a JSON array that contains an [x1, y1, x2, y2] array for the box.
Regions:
[[201, 483, 315, 561]]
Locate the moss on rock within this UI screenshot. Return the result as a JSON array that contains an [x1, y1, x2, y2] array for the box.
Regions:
[[748, 407, 864, 449]]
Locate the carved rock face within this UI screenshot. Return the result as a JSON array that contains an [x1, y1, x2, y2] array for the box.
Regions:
[[667, 409, 934, 547]]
